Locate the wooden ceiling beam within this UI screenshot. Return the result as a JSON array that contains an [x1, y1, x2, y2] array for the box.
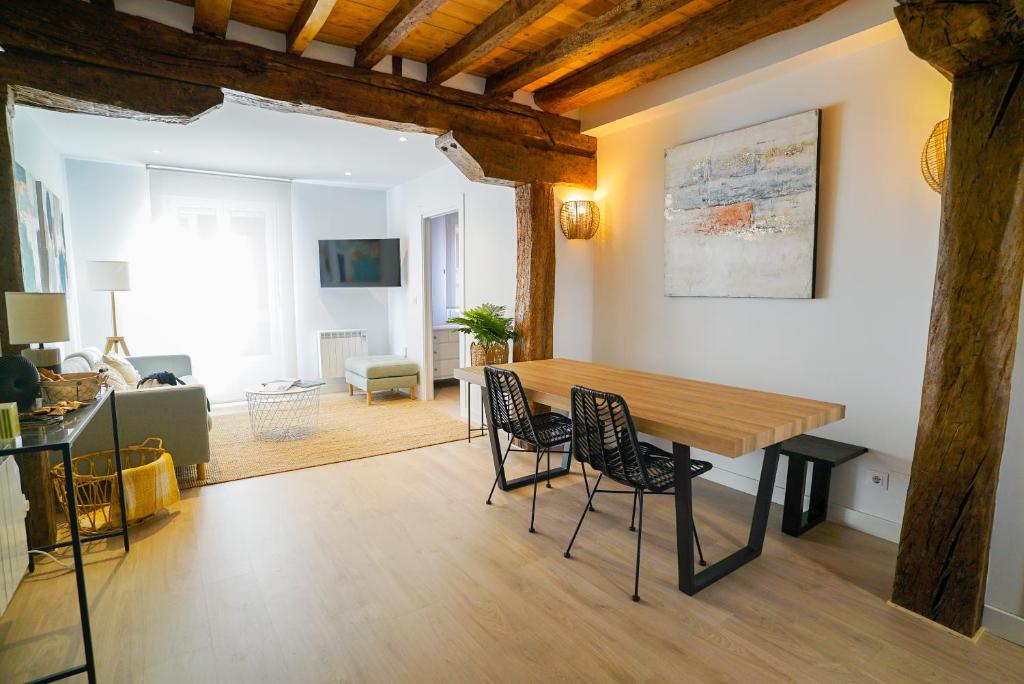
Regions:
[[287, 0, 339, 56], [486, 0, 694, 97], [355, 0, 447, 70], [90, 0, 115, 8], [428, 0, 562, 85], [437, 130, 595, 188], [532, 0, 848, 113], [194, 0, 233, 38], [0, 0, 595, 179]]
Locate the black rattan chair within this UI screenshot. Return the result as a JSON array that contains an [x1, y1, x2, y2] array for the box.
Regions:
[[564, 385, 712, 602], [483, 366, 592, 533]]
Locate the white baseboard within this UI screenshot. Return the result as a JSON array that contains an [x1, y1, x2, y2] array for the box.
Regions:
[[983, 605, 1024, 646], [701, 466, 900, 543]]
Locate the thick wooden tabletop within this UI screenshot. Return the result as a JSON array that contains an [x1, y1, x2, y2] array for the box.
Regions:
[[454, 358, 845, 458]]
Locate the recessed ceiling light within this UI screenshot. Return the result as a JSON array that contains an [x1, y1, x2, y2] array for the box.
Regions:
[[399, 136, 408, 142], [152, 149, 161, 154], [344, 171, 352, 176]]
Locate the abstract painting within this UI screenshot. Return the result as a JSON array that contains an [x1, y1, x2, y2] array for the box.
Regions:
[[664, 110, 820, 298], [15, 163, 67, 293]]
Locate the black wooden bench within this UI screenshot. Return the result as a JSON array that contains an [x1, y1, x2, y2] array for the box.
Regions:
[[780, 434, 868, 537]]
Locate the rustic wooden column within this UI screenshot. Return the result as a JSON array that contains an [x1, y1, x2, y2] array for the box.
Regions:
[[512, 183, 556, 362], [891, 0, 1024, 637], [0, 86, 57, 549]]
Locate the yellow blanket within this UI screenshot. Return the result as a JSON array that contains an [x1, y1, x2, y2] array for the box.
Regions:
[[110, 451, 181, 524]]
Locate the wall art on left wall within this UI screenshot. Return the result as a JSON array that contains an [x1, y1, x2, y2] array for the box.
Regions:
[[15, 162, 68, 293]]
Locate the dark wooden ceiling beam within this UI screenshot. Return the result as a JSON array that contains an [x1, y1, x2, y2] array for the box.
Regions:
[[90, 0, 115, 8], [486, 0, 693, 97], [0, 0, 594, 170], [355, 0, 447, 69], [437, 130, 595, 188], [194, 0, 233, 38], [288, 0, 340, 56], [533, 0, 848, 113], [428, 0, 562, 85]]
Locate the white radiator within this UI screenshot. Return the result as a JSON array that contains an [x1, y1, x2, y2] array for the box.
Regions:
[[0, 455, 28, 615], [318, 329, 369, 379]]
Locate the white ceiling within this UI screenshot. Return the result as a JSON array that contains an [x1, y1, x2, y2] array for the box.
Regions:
[[16, 101, 450, 188]]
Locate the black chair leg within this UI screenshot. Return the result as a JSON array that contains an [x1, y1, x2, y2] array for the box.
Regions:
[[629, 490, 638, 532], [564, 473, 602, 558], [529, 449, 544, 533], [693, 524, 707, 567], [546, 449, 552, 488], [486, 440, 515, 505], [580, 462, 595, 511], [632, 489, 644, 602]]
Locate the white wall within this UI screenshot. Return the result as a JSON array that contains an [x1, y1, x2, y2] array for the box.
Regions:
[[591, 28, 948, 539], [11, 109, 79, 350], [291, 182, 390, 380]]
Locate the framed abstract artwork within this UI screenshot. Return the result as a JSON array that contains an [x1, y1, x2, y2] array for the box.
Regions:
[[15, 163, 68, 294], [664, 110, 820, 299]]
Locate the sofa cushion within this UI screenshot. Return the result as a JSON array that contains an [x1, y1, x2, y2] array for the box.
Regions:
[[345, 355, 420, 379], [103, 352, 142, 387]]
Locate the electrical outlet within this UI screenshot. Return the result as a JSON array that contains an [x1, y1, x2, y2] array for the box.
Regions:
[[867, 469, 890, 491]]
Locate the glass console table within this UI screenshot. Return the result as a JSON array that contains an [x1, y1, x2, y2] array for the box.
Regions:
[[0, 388, 129, 684]]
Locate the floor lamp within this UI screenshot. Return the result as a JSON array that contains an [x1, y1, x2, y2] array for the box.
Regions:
[[88, 260, 131, 356]]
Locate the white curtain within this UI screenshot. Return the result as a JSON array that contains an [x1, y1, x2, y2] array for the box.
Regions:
[[138, 169, 296, 403]]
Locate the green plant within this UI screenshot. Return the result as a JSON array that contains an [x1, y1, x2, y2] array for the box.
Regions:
[[447, 303, 516, 350]]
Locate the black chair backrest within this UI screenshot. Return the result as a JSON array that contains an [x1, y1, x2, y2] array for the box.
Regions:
[[570, 385, 647, 489], [484, 366, 537, 444]]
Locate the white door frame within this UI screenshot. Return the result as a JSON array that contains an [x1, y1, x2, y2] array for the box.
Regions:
[[420, 199, 464, 401]]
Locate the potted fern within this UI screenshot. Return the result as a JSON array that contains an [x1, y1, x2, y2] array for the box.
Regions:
[[447, 303, 516, 366]]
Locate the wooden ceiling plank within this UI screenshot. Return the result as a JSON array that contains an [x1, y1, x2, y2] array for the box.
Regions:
[[194, 0, 233, 38], [532, 0, 848, 113], [355, 0, 448, 69], [0, 0, 596, 163], [485, 0, 695, 97], [287, 0, 340, 55], [427, 0, 563, 85]]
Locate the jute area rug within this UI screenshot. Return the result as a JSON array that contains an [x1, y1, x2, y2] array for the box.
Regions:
[[177, 391, 466, 489]]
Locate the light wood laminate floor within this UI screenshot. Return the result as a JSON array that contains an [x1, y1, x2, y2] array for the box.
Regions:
[[2, 418, 1022, 682]]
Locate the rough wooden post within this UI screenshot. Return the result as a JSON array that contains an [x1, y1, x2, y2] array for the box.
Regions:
[[889, 0, 1024, 637], [513, 183, 556, 362], [0, 86, 57, 549]]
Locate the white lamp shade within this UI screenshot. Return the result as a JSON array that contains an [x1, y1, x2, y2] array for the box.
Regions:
[[88, 260, 131, 291], [5, 292, 70, 344]]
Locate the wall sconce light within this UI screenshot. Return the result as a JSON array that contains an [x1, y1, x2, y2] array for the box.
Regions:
[[921, 118, 948, 194], [559, 200, 600, 240]]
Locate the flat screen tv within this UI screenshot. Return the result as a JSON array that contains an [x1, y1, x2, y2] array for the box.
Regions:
[[319, 239, 401, 288]]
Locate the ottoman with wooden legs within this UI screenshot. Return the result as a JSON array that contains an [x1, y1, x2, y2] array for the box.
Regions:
[[344, 355, 420, 405]]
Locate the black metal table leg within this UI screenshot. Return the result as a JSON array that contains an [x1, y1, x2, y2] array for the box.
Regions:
[[674, 442, 781, 595], [41, 446, 98, 684], [782, 454, 832, 537], [110, 391, 130, 552]]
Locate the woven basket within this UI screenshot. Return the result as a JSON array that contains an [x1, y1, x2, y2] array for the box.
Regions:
[[50, 437, 166, 534], [470, 342, 509, 366], [41, 372, 104, 404]]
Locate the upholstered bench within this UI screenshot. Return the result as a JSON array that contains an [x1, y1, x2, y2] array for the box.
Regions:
[[344, 355, 420, 405]]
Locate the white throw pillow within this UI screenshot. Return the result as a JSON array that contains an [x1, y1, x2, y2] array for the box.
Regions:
[[102, 353, 141, 388], [98, 365, 130, 392]]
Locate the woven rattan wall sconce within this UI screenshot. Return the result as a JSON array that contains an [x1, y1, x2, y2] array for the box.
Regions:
[[921, 119, 948, 193], [559, 200, 600, 240]]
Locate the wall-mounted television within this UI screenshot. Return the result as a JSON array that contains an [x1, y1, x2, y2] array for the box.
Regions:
[[319, 239, 401, 288]]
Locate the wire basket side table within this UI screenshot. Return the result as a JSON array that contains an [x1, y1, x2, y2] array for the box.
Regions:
[[245, 385, 322, 441]]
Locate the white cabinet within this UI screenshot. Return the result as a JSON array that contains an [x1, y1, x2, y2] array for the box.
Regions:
[[432, 327, 460, 380]]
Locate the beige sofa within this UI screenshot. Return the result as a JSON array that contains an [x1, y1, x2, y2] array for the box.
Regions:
[[62, 349, 212, 478]]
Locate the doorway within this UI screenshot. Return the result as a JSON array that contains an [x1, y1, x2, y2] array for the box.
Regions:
[[422, 210, 462, 402]]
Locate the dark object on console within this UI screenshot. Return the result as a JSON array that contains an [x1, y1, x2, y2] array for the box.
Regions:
[[780, 434, 868, 537], [564, 385, 712, 602], [0, 355, 41, 410], [137, 371, 187, 388]]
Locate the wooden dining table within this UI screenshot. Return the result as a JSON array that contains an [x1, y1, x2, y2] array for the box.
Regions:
[[454, 358, 845, 595]]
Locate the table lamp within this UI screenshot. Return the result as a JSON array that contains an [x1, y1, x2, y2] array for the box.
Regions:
[[4, 291, 70, 369], [88, 260, 131, 356]]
